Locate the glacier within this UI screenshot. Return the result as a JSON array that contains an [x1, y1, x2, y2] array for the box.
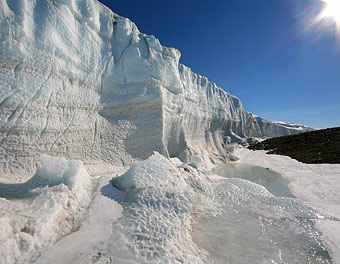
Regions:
[[3, 1, 337, 264], [0, 0, 311, 175]]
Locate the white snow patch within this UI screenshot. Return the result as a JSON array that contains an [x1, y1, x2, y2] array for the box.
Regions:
[[35, 167, 126, 264], [112, 152, 182, 192]]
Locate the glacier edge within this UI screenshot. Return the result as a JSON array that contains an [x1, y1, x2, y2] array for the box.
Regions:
[[0, 0, 311, 174]]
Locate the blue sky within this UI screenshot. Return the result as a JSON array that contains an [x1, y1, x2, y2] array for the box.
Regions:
[[99, 0, 340, 128]]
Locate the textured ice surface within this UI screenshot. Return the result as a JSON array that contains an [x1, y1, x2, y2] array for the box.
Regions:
[[0, 154, 93, 263], [193, 173, 333, 264], [108, 153, 333, 264], [0, 0, 311, 174], [2, 151, 337, 264], [235, 148, 340, 263], [110, 152, 205, 263]]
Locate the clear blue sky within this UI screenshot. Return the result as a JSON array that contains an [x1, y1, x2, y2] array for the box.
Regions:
[[99, 0, 340, 129]]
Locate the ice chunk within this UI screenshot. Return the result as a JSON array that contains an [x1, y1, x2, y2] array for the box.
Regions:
[[36, 154, 85, 188], [190, 155, 203, 169], [0, 155, 93, 264]]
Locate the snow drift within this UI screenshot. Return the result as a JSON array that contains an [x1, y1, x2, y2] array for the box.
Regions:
[[0, 154, 93, 263], [0, 0, 311, 174]]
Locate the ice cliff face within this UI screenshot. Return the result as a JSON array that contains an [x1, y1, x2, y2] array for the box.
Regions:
[[0, 0, 310, 173]]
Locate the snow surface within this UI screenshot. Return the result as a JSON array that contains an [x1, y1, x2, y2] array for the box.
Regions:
[[109, 152, 205, 263], [0, 149, 339, 263], [37, 152, 208, 264], [4, 150, 330, 264], [35, 167, 126, 264], [0, 155, 93, 263], [0, 0, 311, 175]]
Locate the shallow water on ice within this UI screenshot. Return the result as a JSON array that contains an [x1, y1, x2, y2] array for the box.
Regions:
[[193, 164, 332, 264], [214, 163, 294, 197]]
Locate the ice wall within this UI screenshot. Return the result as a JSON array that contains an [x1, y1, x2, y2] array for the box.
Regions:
[[163, 64, 312, 161], [0, 0, 310, 173]]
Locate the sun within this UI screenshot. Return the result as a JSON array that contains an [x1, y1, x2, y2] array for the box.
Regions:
[[317, 0, 340, 29], [320, 0, 340, 22]]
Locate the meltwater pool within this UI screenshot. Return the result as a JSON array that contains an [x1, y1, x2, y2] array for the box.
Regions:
[[213, 163, 294, 197], [192, 163, 332, 264]]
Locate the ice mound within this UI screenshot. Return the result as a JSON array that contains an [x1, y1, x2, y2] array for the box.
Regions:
[[0, 155, 93, 264], [111, 152, 205, 263], [36, 154, 81, 186], [113, 152, 180, 192]]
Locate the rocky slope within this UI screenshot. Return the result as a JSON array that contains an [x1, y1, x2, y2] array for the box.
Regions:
[[248, 127, 340, 164]]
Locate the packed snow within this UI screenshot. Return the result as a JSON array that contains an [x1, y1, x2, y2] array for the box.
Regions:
[[0, 150, 339, 263], [35, 152, 207, 264], [36, 167, 126, 264]]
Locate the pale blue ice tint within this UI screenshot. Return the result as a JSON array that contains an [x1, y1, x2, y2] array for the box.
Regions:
[[193, 164, 333, 264]]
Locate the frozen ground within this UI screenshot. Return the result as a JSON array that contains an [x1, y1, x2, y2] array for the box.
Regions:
[[1, 149, 340, 263]]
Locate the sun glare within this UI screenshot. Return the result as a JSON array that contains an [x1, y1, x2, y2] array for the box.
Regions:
[[321, 0, 340, 22], [317, 0, 340, 30]]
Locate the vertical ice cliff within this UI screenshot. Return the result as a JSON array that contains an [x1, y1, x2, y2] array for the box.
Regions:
[[0, 0, 310, 173]]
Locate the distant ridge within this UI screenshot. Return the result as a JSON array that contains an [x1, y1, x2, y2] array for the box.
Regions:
[[249, 127, 340, 164]]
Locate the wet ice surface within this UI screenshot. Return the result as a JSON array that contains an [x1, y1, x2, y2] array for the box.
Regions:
[[193, 164, 333, 264], [214, 163, 294, 198]]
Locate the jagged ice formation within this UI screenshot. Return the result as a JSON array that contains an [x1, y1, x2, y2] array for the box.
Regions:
[[0, 0, 311, 173]]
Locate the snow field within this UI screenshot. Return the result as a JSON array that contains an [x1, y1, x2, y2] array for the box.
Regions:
[[1, 149, 338, 264]]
